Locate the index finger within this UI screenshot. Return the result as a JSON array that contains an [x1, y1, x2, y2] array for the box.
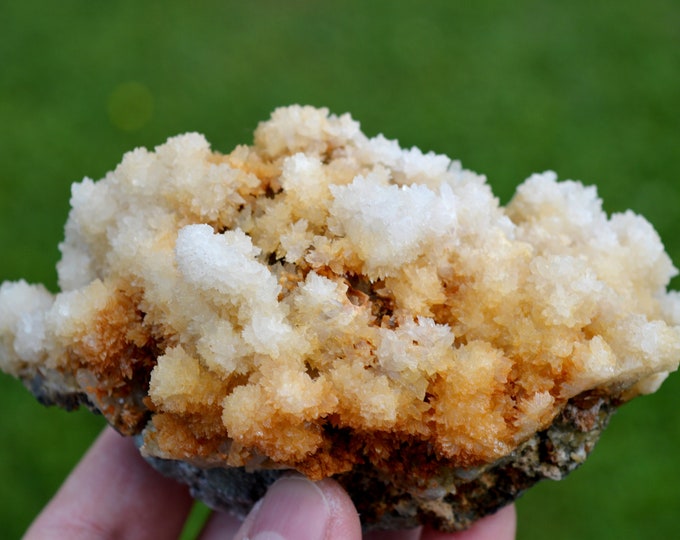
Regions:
[[25, 427, 193, 540]]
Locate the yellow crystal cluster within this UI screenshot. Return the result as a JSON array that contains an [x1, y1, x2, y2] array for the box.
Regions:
[[1, 106, 678, 478]]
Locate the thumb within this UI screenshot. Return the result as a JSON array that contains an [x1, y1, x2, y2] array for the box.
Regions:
[[233, 475, 362, 540]]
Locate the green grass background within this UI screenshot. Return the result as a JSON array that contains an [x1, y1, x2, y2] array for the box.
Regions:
[[1, 1, 679, 538]]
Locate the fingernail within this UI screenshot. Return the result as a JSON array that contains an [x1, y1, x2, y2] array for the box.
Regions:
[[238, 476, 330, 540]]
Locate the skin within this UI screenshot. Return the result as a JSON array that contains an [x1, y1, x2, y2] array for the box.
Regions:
[[25, 428, 516, 540]]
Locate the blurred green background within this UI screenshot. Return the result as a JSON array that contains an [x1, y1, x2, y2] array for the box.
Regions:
[[1, 1, 679, 538]]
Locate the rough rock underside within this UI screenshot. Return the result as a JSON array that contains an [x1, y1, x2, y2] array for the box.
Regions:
[[1, 106, 679, 531]]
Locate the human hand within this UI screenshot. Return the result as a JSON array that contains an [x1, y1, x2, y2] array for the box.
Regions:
[[25, 427, 516, 539]]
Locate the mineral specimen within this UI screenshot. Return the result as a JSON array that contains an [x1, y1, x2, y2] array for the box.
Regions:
[[1, 105, 679, 531]]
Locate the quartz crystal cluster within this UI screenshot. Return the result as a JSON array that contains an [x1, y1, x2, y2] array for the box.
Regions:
[[1, 106, 679, 530]]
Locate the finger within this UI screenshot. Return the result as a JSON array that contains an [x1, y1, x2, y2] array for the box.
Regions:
[[25, 427, 193, 540], [198, 509, 242, 540], [231, 475, 362, 540], [421, 504, 516, 540]]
